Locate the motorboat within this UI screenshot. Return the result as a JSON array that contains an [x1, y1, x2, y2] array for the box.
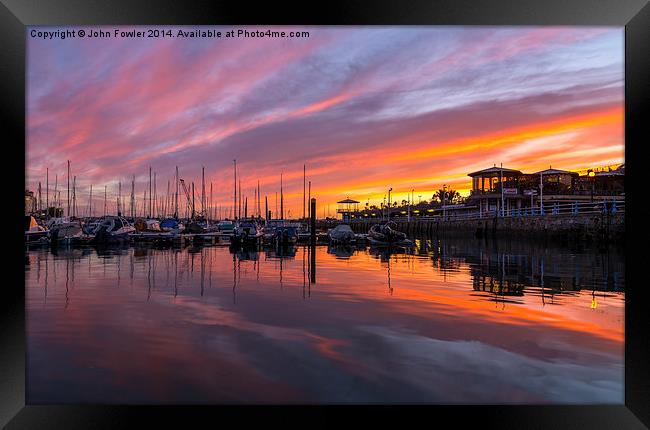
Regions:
[[264, 219, 305, 244], [368, 222, 413, 246], [274, 225, 298, 245], [82, 219, 102, 235], [92, 216, 136, 243], [217, 220, 236, 235], [232, 220, 264, 245], [328, 224, 356, 244], [47, 217, 83, 244], [182, 221, 206, 234]]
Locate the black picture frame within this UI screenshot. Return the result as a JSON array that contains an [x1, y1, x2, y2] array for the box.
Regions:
[[2, 0, 648, 427]]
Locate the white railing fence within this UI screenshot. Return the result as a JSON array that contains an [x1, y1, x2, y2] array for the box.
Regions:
[[350, 200, 625, 223]]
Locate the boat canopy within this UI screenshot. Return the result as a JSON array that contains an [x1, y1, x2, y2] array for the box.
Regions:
[[329, 224, 355, 241], [160, 218, 180, 229]]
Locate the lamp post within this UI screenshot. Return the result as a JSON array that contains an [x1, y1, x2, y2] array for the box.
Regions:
[[500, 163, 504, 217], [388, 188, 392, 221], [442, 185, 446, 220], [539, 171, 543, 215]]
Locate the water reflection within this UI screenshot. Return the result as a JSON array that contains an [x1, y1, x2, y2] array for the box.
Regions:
[[26, 237, 624, 404]]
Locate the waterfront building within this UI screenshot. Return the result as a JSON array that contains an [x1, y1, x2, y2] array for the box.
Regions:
[[25, 190, 36, 214], [467, 166, 524, 215], [521, 167, 580, 206], [529, 168, 579, 194], [340, 163, 624, 221], [593, 164, 625, 196]]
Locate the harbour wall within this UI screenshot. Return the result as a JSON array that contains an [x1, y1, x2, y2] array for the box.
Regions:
[[345, 213, 624, 243]]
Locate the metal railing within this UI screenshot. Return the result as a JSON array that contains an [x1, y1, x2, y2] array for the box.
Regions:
[[349, 200, 624, 223]]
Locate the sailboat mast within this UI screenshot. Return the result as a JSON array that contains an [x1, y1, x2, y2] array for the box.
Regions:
[[153, 172, 156, 218], [131, 176, 135, 219], [201, 166, 205, 217], [89, 184, 93, 218], [72, 176, 76, 218], [303, 164, 306, 220], [233, 159, 237, 220], [175, 166, 179, 218], [257, 180, 261, 218], [149, 166, 152, 218], [46, 167, 49, 214], [280, 173, 284, 220], [53, 175, 58, 216], [67, 160, 70, 217]]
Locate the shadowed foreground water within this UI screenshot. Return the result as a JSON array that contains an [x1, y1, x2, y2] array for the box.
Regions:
[[25, 237, 624, 404]]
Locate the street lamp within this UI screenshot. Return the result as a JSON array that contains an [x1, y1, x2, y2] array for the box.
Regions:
[[388, 188, 392, 221], [442, 185, 446, 220]]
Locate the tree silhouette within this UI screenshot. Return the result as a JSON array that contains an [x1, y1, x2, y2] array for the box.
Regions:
[[434, 188, 461, 204]]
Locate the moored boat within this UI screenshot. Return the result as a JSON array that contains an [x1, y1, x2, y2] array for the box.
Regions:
[[92, 216, 136, 244], [368, 222, 413, 246], [216, 220, 235, 235], [25, 215, 49, 245], [232, 219, 264, 245], [328, 224, 356, 244], [274, 225, 298, 245], [160, 218, 185, 233], [47, 217, 83, 245]]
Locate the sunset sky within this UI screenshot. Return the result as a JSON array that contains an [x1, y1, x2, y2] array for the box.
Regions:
[[27, 26, 624, 218]]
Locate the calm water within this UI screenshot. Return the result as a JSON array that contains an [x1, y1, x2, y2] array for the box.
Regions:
[[25, 238, 624, 404]]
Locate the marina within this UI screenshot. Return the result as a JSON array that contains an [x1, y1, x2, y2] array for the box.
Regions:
[[23, 26, 627, 407]]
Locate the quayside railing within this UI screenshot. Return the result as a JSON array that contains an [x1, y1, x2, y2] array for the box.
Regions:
[[349, 200, 625, 223]]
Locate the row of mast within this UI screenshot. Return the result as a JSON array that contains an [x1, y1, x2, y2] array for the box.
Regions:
[[34, 160, 315, 221]]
